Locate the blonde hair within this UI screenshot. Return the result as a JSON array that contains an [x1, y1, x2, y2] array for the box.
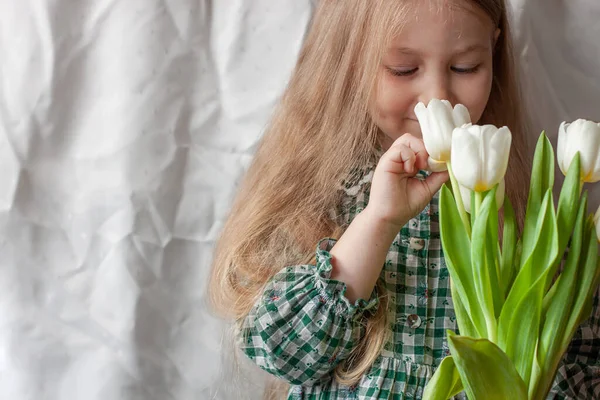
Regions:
[[209, 0, 530, 394]]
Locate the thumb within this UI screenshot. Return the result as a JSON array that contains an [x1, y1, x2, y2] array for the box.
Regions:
[[423, 171, 450, 196]]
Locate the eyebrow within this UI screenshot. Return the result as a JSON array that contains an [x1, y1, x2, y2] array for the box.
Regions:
[[393, 44, 490, 56]]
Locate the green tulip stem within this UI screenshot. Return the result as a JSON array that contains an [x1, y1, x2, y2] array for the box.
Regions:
[[474, 191, 484, 219], [473, 190, 496, 342], [446, 162, 471, 237]]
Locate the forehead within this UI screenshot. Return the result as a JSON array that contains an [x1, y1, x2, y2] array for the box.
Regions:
[[389, 1, 495, 54]]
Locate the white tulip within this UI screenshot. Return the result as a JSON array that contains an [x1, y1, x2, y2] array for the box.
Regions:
[[451, 124, 512, 192], [595, 206, 600, 243], [459, 179, 505, 213], [414, 99, 471, 171], [557, 119, 600, 182], [428, 158, 448, 173]]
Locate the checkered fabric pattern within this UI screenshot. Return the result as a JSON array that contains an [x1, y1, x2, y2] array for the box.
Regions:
[[238, 166, 600, 399]]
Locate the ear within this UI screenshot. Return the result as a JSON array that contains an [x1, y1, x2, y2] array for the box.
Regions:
[[493, 28, 501, 46]]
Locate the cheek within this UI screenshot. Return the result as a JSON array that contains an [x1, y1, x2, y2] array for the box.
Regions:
[[373, 75, 412, 122], [458, 73, 494, 123]]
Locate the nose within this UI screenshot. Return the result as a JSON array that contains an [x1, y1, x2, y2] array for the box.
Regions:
[[418, 72, 453, 105]]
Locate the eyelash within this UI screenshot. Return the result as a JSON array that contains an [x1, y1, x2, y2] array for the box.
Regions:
[[388, 65, 480, 77], [389, 68, 418, 77], [452, 65, 480, 74]]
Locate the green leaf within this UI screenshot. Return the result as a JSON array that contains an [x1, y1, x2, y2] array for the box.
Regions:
[[532, 214, 599, 400], [447, 332, 528, 400], [528, 347, 545, 399], [503, 190, 559, 296], [556, 152, 582, 250], [500, 196, 518, 298], [498, 190, 558, 385], [440, 184, 487, 337], [471, 186, 502, 335], [451, 279, 477, 338], [521, 132, 554, 269], [502, 280, 543, 386], [485, 187, 503, 316], [539, 192, 587, 363], [531, 192, 587, 399], [423, 356, 463, 400], [562, 216, 599, 347], [546, 152, 582, 292]]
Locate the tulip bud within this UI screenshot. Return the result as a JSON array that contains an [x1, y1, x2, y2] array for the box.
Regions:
[[557, 119, 600, 183], [415, 99, 471, 171], [451, 124, 512, 192]]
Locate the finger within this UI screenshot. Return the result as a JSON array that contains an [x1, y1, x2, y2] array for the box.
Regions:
[[390, 133, 426, 154], [423, 171, 450, 195], [387, 144, 416, 174], [390, 134, 429, 170]]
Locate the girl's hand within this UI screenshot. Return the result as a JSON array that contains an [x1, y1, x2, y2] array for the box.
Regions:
[[365, 134, 449, 229]]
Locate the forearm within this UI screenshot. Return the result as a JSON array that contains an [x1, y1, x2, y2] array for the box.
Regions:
[[240, 247, 380, 386], [330, 206, 402, 303]]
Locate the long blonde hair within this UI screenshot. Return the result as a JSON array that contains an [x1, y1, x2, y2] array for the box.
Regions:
[[209, 0, 530, 392]]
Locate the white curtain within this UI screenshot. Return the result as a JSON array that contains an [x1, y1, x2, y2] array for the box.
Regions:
[[0, 0, 312, 398], [0, 1, 597, 399], [510, 0, 600, 208]]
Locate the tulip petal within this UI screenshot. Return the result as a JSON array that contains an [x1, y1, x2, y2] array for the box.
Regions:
[[427, 157, 448, 172], [453, 103, 471, 127], [578, 120, 600, 182], [459, 184, 472, 214], [496, 178, 505, 209], [564, 121, 583, 178], [557, 121, 569, 176], [486, 126, 512, 187], [592, 122, 600, 181], [415, 102, 429, 133], [415, 102, 438, 159], [452, 125, 483, 191], [428, 99, 454, 160]]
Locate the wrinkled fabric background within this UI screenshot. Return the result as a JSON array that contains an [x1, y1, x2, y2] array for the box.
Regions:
[[0, 0, 597, 399]]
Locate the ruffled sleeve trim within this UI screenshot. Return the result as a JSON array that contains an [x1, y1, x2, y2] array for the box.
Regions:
[[313, 238, 380, 318]]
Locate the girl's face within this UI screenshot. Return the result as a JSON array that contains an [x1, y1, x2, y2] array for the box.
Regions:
[[373, 1, 500, 148]]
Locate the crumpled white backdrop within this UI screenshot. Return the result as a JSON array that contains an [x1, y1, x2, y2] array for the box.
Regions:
[[510, 0, 600, 209], [0, 1, 597, 399]]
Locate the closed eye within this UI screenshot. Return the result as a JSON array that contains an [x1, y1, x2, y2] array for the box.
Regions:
[[451, 65, 480, 74], [388, 67, 418, 77]]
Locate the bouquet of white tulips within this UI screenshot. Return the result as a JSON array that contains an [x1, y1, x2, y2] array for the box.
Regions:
[[417, 100, 600, 400]]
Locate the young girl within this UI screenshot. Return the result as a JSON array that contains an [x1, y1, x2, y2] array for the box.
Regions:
[[210, 0, 599, 398]]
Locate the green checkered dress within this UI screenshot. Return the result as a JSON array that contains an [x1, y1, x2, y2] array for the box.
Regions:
[[239, 166, 600, 399]]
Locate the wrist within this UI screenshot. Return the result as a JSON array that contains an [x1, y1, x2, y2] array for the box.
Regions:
[[361, 206, 405, 240]]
